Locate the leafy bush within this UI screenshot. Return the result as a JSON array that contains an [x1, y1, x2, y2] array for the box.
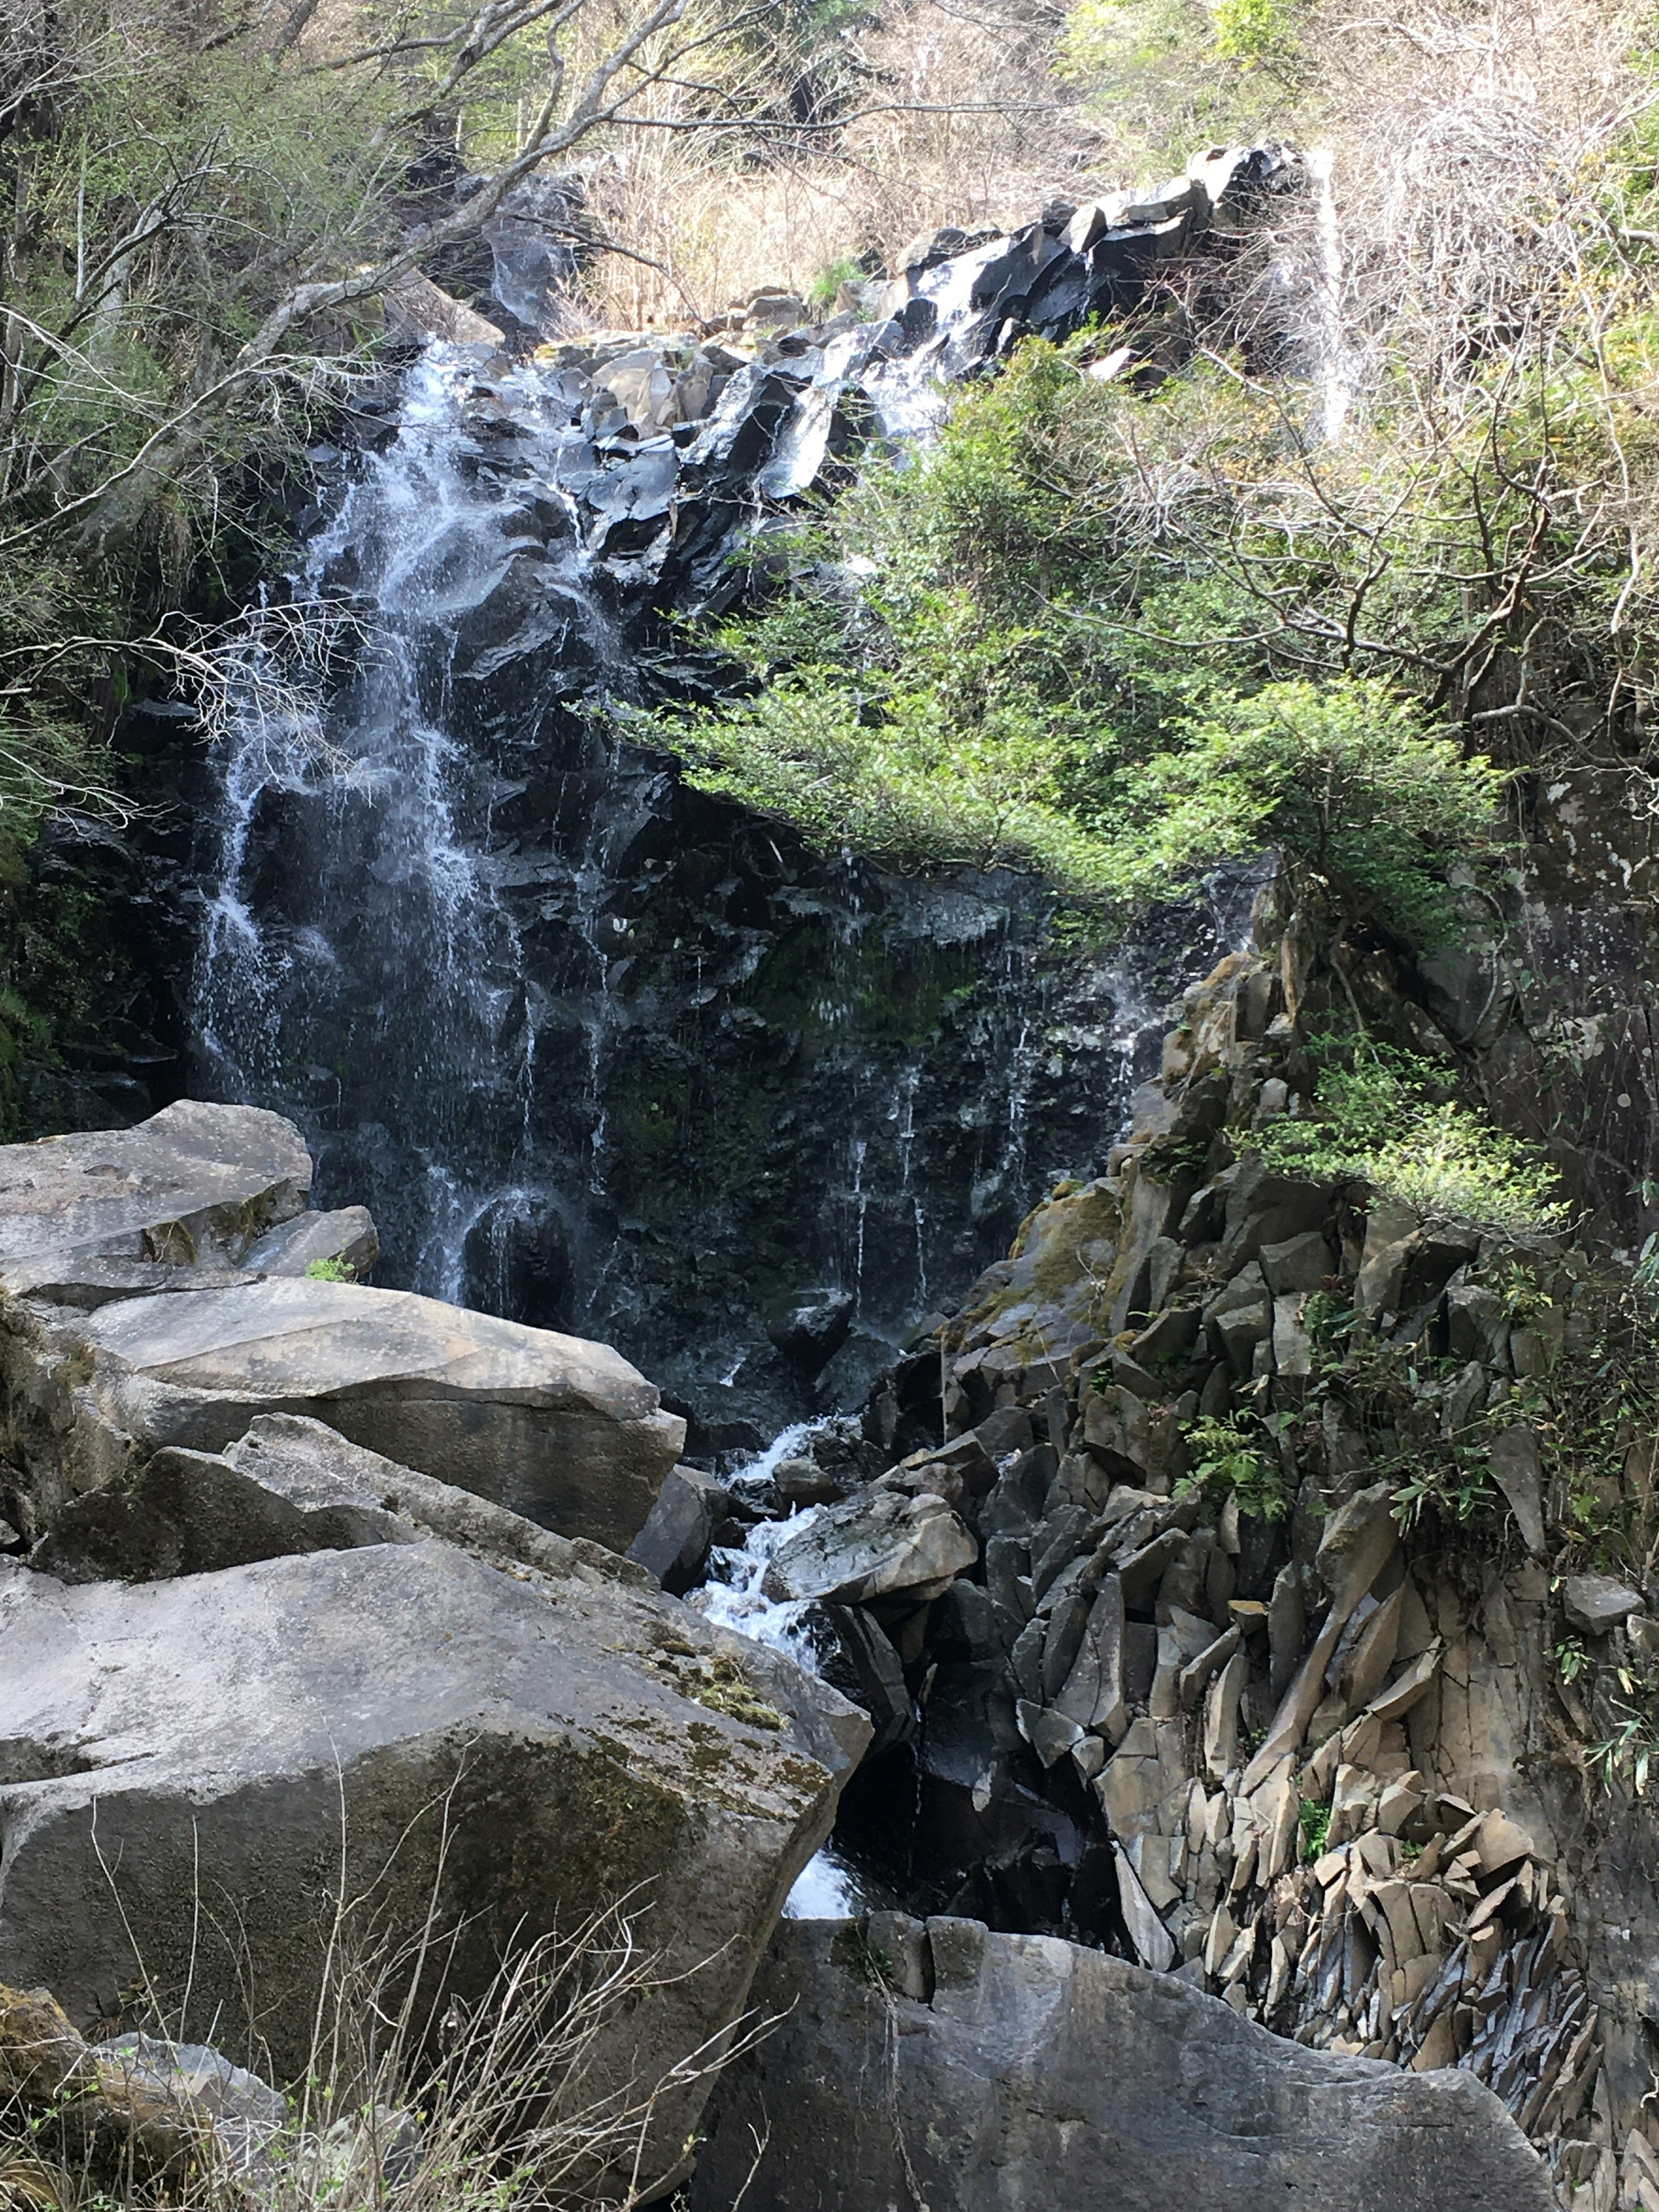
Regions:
[[1177, 1413, 1294, 1522], [1256, 1039, 1566, 1233], [647, 334, 1518, 932]]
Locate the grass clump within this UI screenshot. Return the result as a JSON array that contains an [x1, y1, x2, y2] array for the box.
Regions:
[[304, 1258, 356, 1284]]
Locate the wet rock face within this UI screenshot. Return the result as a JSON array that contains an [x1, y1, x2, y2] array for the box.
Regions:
[[690, 1916, 1554, 2212], [71, 155, 1301, 1444]]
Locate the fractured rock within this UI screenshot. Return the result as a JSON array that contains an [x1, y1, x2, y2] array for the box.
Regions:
[[7, 1276, 684, 1552], [688, 1918, 1555, 2212], [761, 1487, 976, 1605], [1562, 1573, 1643, 1638], [0, 1541, 868, 2191], [0, 1102, 311, 1296]]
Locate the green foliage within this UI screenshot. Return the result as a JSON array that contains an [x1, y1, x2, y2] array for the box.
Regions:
[[646, 336, 1514, 932], [1212, 0, 1305, 66], [1178, 1413, 1294, 1522], [1256, 1038, 1565, 1233], [1298, 1798, 1331, 1857], [809, 257, 867, 308], [1557, 1635, 1590, 1685], [305, 1256, 356, 1283], [1104, 681, 1509, 942], [1390, 1452, 1497, 1535], [1588, 1654, 1659, 1796]]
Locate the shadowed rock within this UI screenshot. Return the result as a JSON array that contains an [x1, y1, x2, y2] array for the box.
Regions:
[[688, 1917, 1555, 2212]]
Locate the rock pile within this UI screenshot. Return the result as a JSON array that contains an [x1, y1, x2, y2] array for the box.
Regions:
[[687, 899, 1653, 2209], [391, 143, 1306, 607], [0, 1107, 868, 2197]]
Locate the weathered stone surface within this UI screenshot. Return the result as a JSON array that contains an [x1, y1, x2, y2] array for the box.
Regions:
[[242, 1207, 379, 1279], [0, 1542, 868, 2191], [31, 1411, 650, 1591], [0, 1103, 311, 1292], [760, 1487, 976, 1605], [1356, 1197, 1418, 1322], [626, 1464, 728, 1592], [688, 1918, 1554, 2212], [12, 1276, 684, 1551], [1562, 1573, 1643, 1637], [1489, 1427, 1546, 1556], [1260, 1230, 1337, 1297]]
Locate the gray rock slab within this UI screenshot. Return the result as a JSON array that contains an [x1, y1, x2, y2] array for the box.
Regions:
[[1563, 1572, 1643, 1637], [241, 1207, 379, 1278], [0, 1102, 311, 1286], [11, 1276, 685, 1552], [760, 1489, 976, 1605], [0, 1544, 870, 2195], [688, 1918, 1554, 2212], [30, 1412, 650, 1592], [1489, 1425, 1546, 1556]]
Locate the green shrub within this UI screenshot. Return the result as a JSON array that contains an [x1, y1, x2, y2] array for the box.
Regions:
[[647, 336, 1517, 934], [1256, 1039, 1566, 1233], [1176, 1413, 1294, 1522]]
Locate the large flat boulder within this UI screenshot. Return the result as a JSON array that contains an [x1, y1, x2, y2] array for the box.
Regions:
[[31, 1411, 652, 1588], [0, 1102, 311, 1291], [5, 1276, 684, 1551], [688, 1917, 1555, 2212], [0, 1544, 869, 2196]]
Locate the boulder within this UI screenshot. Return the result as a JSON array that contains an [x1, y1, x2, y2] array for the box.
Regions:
[[31, 1411, 650, 1591], [6, 1276, 684, 1551], [0, 1542, 869, 2194], [688, 1918, 1555, 2212], [627, 1464, 730, 1592], [760, 1488, 977, 1605], [1562, 1573, 1643, 1638], [0, 1102, 311, 1296]]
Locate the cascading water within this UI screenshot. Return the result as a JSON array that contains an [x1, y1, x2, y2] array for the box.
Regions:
[[194, 344, 635, 1306], [181, 158, 1293, 1432]]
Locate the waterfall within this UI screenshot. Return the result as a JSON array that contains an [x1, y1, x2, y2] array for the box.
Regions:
[[183, 198, 1275, 1430], [193, 344, 636, 1307]]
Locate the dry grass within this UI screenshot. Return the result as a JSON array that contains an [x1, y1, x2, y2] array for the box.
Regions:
[[0, 1790, 778, 2212], [571, 0, 1105, 326]]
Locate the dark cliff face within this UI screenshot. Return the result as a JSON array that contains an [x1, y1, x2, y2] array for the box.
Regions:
[[69, 599, 1254, 1442]]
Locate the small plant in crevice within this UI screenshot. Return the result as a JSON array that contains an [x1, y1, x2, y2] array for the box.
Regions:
[[1177, 1414, 1293, 1524], [304, 1257, 356, 1284], [1587, 1655, 1659, 1796], [1297, 1799, 1331, 1858], [1389, 1441, 1498, 1536], [842, 1930, 896, 1988]]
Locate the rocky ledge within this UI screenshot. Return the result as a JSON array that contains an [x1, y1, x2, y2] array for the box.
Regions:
[[661, 886, 1659, 2211], [0, 1106, 867, 2197]]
